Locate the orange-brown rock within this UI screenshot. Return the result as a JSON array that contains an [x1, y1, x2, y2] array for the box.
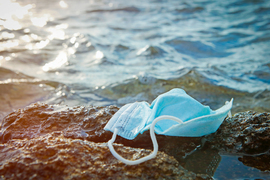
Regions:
[[0, 103, 211, 179], [0, 133, 207, 180], [0, 102, 201, 162], [0, 103, 119, 143]]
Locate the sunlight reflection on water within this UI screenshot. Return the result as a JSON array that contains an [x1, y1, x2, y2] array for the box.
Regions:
[[0, 0, 269, 113], [43, 51, 68, 72], [0, 0, 32, 30]]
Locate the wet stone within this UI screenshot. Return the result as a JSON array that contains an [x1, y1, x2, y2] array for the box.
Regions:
[[238, 154, 270, 172], [0, 102, 202, 161], [0, 133, 209, 180], [1, 103, 269, 178], [0, 103, 211, 179], [0, 103, 119, 143], [204, 111, 270, 154]]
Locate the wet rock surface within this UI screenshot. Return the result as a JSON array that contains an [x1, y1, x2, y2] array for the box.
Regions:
[[0, 133, 206, 180], [204, 111, 270, 154], [0, 103, 211, 179], [202, 111, 270, 178], [238, 154, 270, 172], [0, 103, 119, 143], [0, 103, 270, 179], [0, 102, 202, 162]]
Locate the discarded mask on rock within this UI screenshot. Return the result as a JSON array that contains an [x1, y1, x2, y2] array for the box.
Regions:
[[104, 88, 233, 165]]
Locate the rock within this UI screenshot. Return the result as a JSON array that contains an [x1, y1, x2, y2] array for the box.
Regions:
[[201, 111, 270, 173], [204, 111, 270, 154], [0, 133, 209, 180], [0, 103, 119, 143], [0, 102, 202, 162], [121, 132, 202, 165], [183, 148, 221, 177], [2, 103, 269, 178], [238, 154, 270, 172], [0, 103, 212, 179]]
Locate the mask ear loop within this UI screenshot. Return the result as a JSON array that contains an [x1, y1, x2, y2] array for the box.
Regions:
[[107, 115, 183, 165]]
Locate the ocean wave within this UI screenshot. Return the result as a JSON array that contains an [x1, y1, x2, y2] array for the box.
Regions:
[[0, 0, 269, 115], [165, 38, 232, 58], [93, 68, 270, 113], [86, 6, 140, 14]]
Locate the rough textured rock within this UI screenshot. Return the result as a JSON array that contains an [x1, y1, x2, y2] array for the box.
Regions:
[[0, 102, 202, 161], [0, 103, 119, 143], [0, 133, 209, 180], [113, 130, 202, 165], [238, 154, 270, 172], [204, 111, 270, 154], [0, 103, 211, 179], [1, 103, 270, 179]]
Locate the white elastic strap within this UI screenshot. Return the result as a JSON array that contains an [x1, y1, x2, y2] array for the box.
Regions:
[[107, 115, 183, 165]]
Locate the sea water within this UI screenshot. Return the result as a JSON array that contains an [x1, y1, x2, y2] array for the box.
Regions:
[[0, 0, 269, 115]]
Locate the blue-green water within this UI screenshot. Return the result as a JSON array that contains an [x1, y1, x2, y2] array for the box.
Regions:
[[0, 0, 270, 178], [184, 148, 270, 180], [1, 0, 270, 113]]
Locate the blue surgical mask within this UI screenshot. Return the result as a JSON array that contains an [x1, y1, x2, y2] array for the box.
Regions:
[[104, 88, 233, 165]]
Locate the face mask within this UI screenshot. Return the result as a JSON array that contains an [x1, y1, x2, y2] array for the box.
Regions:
[[104, 88, 233, 165]]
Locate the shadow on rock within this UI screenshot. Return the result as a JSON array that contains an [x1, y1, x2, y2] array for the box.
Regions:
[[204, 111, 270, 154]]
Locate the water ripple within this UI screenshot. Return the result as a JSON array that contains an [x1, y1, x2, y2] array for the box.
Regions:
[[0, 0, 269, 115]]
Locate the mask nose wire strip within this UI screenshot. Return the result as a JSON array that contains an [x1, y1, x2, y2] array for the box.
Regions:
[[225, 101, 232, 118], [107, 115, 184, 165]]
